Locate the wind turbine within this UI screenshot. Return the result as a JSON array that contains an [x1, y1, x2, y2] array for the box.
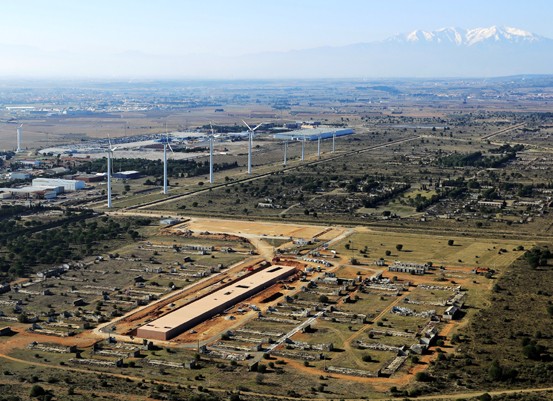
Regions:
[[161, 126, 174, 195], [317, 135, 322, 159], [106, 136, 118, 209], [209, 123, 215, 184], [16, 124, 23, 153], [242, 120, 263, 175]]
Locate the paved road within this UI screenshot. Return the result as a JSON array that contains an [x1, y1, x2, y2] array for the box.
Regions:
[[480, 122, 525, 140]]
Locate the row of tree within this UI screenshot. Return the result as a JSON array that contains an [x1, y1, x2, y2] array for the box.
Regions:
[[76, 158, 238, 178]]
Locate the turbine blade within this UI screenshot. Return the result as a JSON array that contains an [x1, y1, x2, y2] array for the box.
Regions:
[[242, 120, 253, 131], [253, 122, 263, 131], [209, 122, 215, 136], [168, 143, 174, 153]]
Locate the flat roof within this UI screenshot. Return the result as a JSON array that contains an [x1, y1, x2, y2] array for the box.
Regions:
[[273, 127, 353, 139], [0, 186, 59, 193], [139, 265, 295, 335], [32, 178, 84, 184]]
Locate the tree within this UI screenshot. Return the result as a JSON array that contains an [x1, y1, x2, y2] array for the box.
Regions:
[[30, 385, 46, 397], [257, 364, 267, 373], [415, 371, 432, 382], [523, 343, 544, 360], [385, 250, 391, 256], [17, 312, 28, 323], [488, 359, 517, 381], [396, 244, 403, 252], [318, 295, 329, 303], [547, 305, 553, 317], [448, 239, 455, 246], [362, 354, 372, 362]]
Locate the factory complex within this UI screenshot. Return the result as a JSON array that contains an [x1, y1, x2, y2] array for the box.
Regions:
[[0, 178, 86, 200], [137, 265, 296, 341], [272, 127, 354, 141]]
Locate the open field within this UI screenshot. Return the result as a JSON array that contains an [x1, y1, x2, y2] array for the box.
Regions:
[[334, 229, 531, 270], [184, 217, 345, 240]]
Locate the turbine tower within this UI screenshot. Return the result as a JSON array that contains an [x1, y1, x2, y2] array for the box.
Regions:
[[332, 132, 336, 153], [209, 123, 215, 184], [161, 127, 174, 195], [283, 141, 288, 166], [242, 120, 263, 175], [317, 135, 321, 159], [301, 137, 305, 161], [16, 124, 23, 153], [106, 137, 118, 209]]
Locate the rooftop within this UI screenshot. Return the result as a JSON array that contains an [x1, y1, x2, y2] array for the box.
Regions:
[[139, 265, 296, 336]]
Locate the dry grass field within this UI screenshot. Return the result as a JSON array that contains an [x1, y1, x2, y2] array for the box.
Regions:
[[334, 229, 532, 270]]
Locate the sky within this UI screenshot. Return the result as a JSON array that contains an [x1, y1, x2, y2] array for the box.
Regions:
[[0, 0, 550, 78]]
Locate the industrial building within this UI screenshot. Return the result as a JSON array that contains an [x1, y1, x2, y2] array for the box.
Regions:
[[8, 172, 32, 180], [388, 261, 429, 275], [0, 186, 61, 199], [113, 171, 141, 179], [32, 178, 85, 191], [75, 174, 105, 183], [137, 265, 296, 341], [272, 127, 354, 141]]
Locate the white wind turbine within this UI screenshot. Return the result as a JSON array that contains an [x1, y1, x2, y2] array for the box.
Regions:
[[242, 120, 263, 175], [317, 135, 322, 159], [16, 124, 23, 153], [106, 136, 118, 208], [161, 126, 174, 195], [209, 123, 215, 184]]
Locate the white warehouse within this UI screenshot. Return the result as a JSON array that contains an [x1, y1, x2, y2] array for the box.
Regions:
[[273, 127, 354, 141], [32, 178, 86, 191]]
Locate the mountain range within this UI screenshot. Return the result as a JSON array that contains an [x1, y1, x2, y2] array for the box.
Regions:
[[1, 26, 551, 78], [234, 26, 553, 78], [387, 26, 547, 46]]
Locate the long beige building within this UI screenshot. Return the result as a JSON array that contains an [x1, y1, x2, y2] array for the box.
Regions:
[[137, 265, 296, 341]]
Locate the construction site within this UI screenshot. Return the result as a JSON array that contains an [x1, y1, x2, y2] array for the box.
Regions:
[[136, 265, 297, 341]]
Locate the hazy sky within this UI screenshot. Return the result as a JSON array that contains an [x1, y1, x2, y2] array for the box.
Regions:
[[0, 0, 549, 78]]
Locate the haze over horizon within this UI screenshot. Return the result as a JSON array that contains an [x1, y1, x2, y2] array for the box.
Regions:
[[1, 0, 551, 79]]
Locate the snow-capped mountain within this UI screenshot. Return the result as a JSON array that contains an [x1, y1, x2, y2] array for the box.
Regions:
[[389, 26, 546, 46]]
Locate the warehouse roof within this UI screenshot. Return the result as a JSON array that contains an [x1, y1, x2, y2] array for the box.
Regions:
[[139, 265, 296, 336]]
